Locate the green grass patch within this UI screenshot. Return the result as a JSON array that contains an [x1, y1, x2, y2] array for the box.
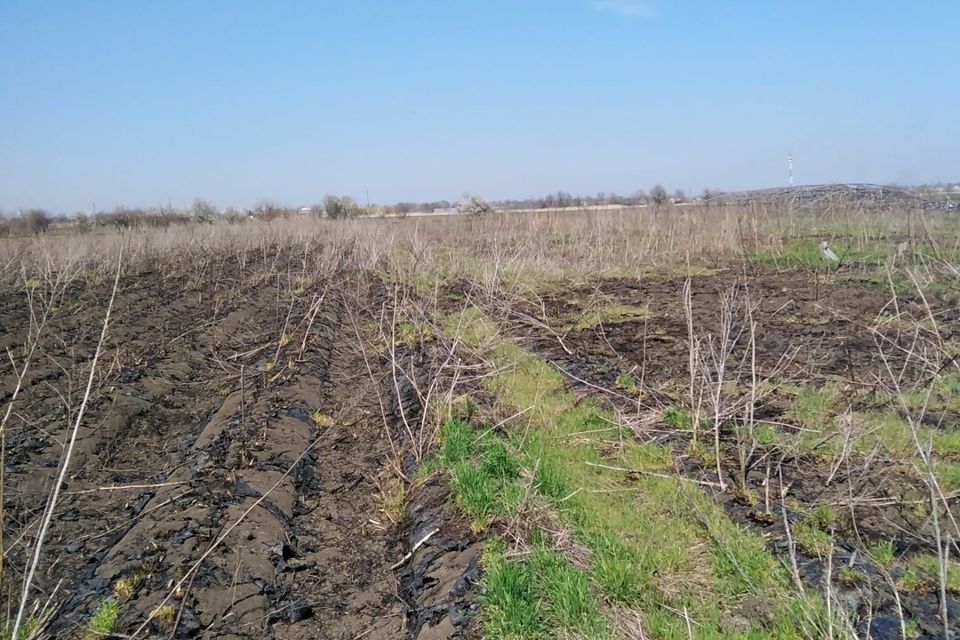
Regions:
[[396, 322, 417, 345], [838, 564, 862, 586], [791, 505, 838, 558], [443, 306, 498, 347], [792, 520, 832, 557], [440, 417, 474, 465], [574, 303, 649, 331], [753, 424, 777, 445], [615, 371, 639, 394], [621, 441, 673, 472], [807, 504, 838, 531], [528, 542, 610, 636], [412, 455, 443, 482], [439, 418, 523, 530], [479, 539, 547, 639], [787, 383, 842, 433], [584, 528, 647, 605], [87, 599, 119, 637], [938, 374, 960, 405], [855, 411, 927, 458], [933, 427, 960, 459], [904, 618, 922, 639], [2, 618, 40, 640], [532, 454, 569, 501], [843, 410, 960, 492], [450, 463, 500, 519], [936, 461, 960, 492], [781, 384, 917, 457], [747, 238, 956, 272], [867, 540, 896, 569], [112, 571, 144, 599], [664, 405, 693, 429], [896, 567, 924, 592], [907, 553, 960, 593], [464, 314, 838, 638]]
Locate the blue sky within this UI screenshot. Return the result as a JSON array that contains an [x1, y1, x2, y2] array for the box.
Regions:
[[1, 1, 958, 213]]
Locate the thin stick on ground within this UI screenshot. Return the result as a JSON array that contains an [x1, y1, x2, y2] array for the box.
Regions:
[[390, 528, 439, 570]]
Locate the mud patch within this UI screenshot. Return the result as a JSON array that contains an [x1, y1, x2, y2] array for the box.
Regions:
[[396, 477, 483, 640]]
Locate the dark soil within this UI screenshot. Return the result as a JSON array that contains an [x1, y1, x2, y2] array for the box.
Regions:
[[1, 253, 479, 639], [4, 256, 955, 639]]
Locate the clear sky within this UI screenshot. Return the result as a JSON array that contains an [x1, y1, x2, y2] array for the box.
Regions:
[[1, 1, 958, 213]]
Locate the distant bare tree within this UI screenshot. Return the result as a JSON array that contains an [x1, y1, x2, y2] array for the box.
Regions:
[[98, 206, 138, 229], [26, 209, 51, 235], [252, 200, 286, 220], [649, 184, 668, 206], [222, 207, 247, 224]]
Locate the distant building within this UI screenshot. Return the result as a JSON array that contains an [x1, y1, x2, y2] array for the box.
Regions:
[[298, 207, 311, 215], [433, 207, 458, 214]]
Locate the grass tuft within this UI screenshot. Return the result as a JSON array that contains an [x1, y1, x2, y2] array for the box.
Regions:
[[441, 417, 524, 529], [112, 572, 144, 600], [480, 540, 546, 639], [440, 417, 475, 465], [529, 544, 609, 636], [867, 540, 896, 568], [533, 455, 569, 502], [87, 599, 119, 638], [149, 604, 177, 630], [450, 462, 499, 520], [1, 618, 39, 640], [615, 372, 639, 394], [585, 529, 645, 606]]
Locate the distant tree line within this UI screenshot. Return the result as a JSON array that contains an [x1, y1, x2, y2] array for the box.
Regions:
[[0, 209, 53, 236], [366, 185, 708, 215], [0, 199, 254, 236], [0, 185, 729, 236]]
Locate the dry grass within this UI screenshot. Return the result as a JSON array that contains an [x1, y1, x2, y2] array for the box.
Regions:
[[3, 203, 956, 281]]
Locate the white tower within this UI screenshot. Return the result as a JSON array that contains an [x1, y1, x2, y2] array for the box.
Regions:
[[788, 154, 794, 187]]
